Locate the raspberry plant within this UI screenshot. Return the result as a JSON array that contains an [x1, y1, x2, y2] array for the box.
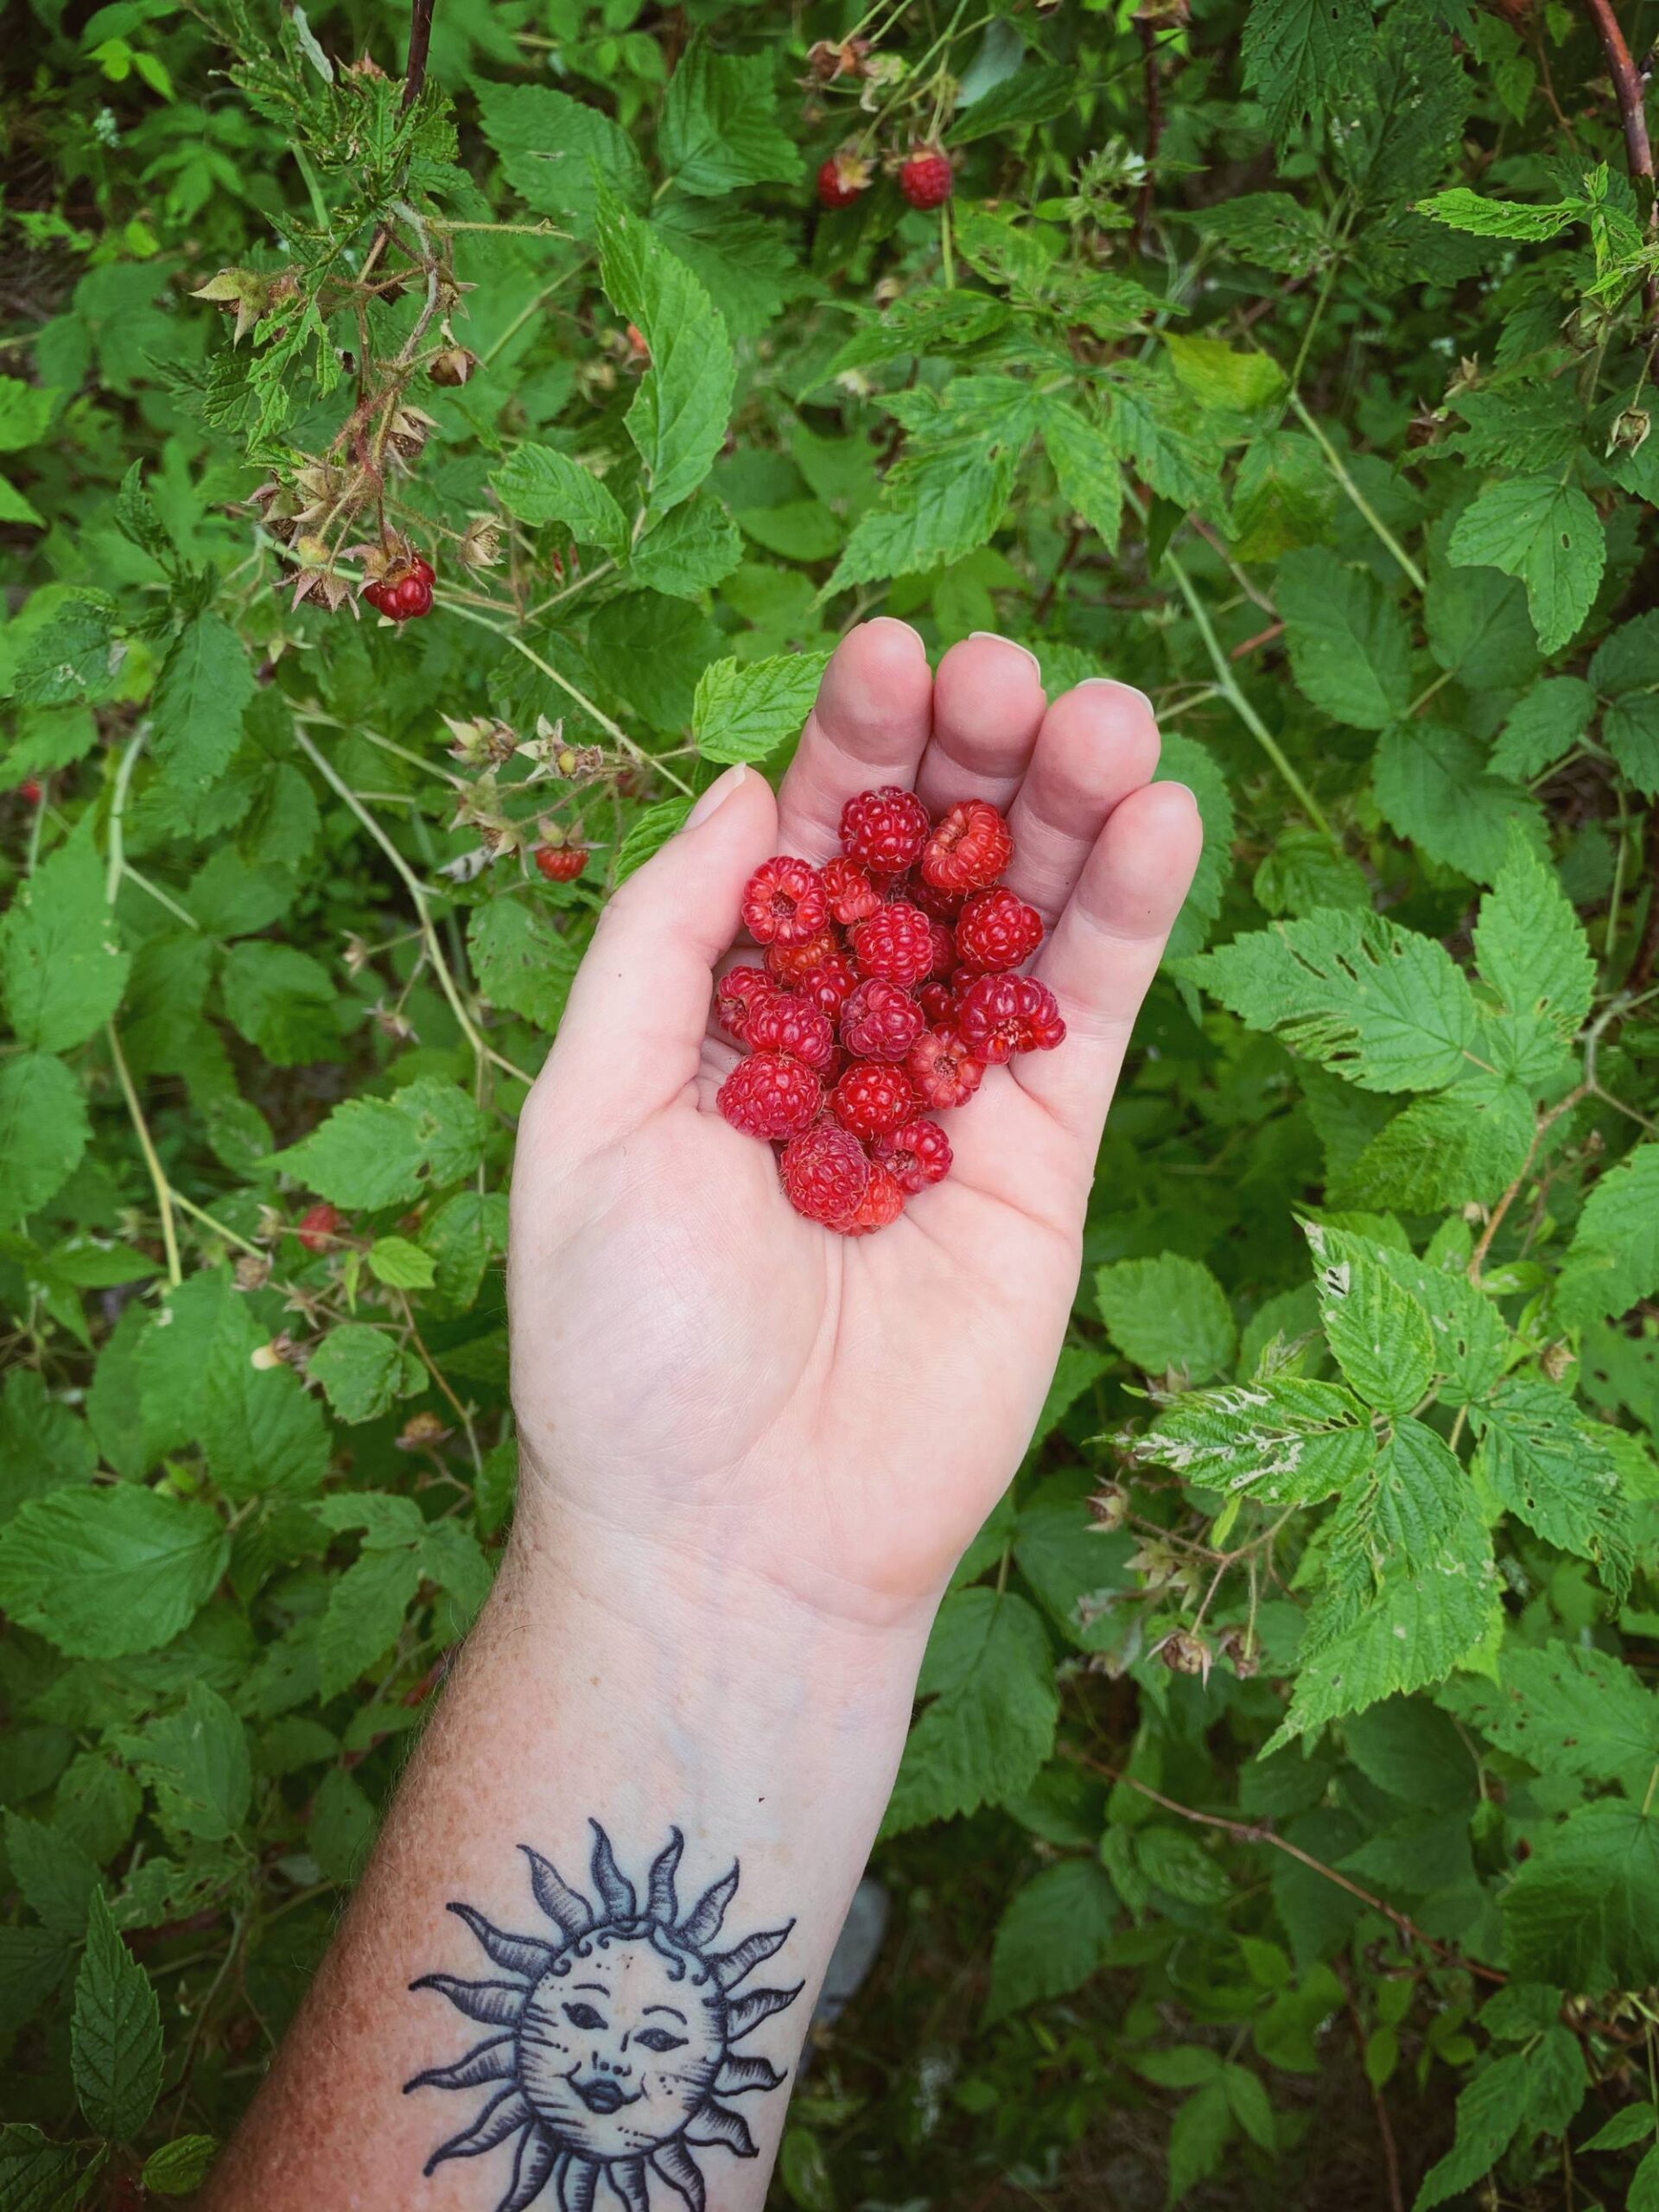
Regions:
[[5, 2, 1659, 2206]]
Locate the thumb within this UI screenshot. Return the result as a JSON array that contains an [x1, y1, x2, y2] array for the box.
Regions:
[[534, 764, 779, 1129]]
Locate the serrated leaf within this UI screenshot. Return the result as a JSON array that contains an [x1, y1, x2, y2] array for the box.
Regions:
[[1450, 1643, 1659, 1785], [1374, 721, 1544, 887], [308, 1325, 413, 1425], [660, 42, 802, 196], [1489, 675, 1596, 780], [984, 1858, 1118, 2024], [1096, 1254, 1236, 1382], [1448, 476, 1605, 655], [1474, 824, 1593, 1083], [1413, 2048, 1532, 2209], [1133, 1376, 1374, 1505], [1555, 1142, 1659, 1325], [151, 613, 253, 791], [1, 827, 129, 1054], [491, 443, 628, 556], [1274, 550, 1413, 730], [881, 1589, 1058, 1835], [200, 1294, 330, 1500], [1503, 1800, 1659, 1993], [1305, 1220, 1434, 1414], [1179, 910, 1478, 1093], [468, 894, 581, 1033], [119, 1682, 251, 1843], [72, 1889, 162, 2141], [1242, 0, 1372, 137], [1417, 187, 1580, 240], [1039, 401, 1122, 551], [141, 2138, 217, 2196], [474, 82, 648, 232], [626, 497, 743, 598], [0, 1486, 227, 1659], [1471, 1376, 1632, 1599], [1343, 1081, 1535, 1213], [366, 1235, 436, 1291], [316, 1545, 425, 1700], [268, 1078, 488, 1210], [1164, 334, 1286, 413], [694, 649, 831, 766]]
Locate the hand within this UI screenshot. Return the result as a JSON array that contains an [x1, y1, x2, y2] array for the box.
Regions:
[[507, 624, 1202, 1629]]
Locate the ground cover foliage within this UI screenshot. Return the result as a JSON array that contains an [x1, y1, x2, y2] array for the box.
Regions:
[[4, 0, 1659, 2204]]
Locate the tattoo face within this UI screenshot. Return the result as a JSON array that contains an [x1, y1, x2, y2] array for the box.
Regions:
[[407, 1821, 800, 2212]]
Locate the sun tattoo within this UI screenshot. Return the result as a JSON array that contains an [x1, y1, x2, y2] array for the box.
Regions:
[[405, 1821, 800, 2210]]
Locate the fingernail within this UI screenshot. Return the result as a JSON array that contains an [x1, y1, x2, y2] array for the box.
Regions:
[[686, 763, 747, 829], [1078, 677, 1157, 720], [1160, 779, 1198, 805], [867, 615, 926, 649], [969, 631, 1043, 678]]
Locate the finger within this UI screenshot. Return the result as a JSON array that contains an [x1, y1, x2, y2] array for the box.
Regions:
[[532, 763, 778, 1135], [912, 633, 1049, 816], [1009, 779, 1204, 1150], [1001, 681, 1161, 924], [772, 618, 933, 861]]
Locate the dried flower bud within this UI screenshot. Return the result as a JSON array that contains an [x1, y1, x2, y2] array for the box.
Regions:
[[1216, 1625, 1259, 1678], [460, 516, 504, 569], [344, 53, 387, 78], [385, 404, 437, 463], [397, 1410, 454, 1452], [807, 36, 872, 80], [1541, 1338, 1575, 1382], [430, 345, 480, 388], [1089, 1481, 1129, 1532], [1159, 1629, 1212, 1681], [191, 266, 270, 344], [235, 1254, 272, 1292], [859, 52, 906, 107], [1609, 406, 1651, 457]]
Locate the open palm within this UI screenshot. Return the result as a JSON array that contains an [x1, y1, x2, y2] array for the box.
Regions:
[[507, 624, 1201, 1626]]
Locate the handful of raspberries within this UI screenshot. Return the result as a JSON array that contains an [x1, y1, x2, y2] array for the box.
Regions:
[[715, 785, 1065, 1236]]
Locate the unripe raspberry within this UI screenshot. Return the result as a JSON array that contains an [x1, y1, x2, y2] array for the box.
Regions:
[[957, 974, 1066, 1062], [841, 976, 925, 1062], [297, 1201, 342, 1253], [780, 1122, 869, 1227], [907, 1027, 985, 1110], [742, 856, 828, 947], [830, 1060, 917, 1141], [533, 843, 588, 883], [794, 952, 860, 1019], [766, 930, 838, 984], [957, 885, 1043, 973], [838, 1160, 906, 1236], [876, 1117, 952, 1192], [718, 1052, 823, 1141], [899, 147, 955, 212], [840, 785, 930, 875], [746, 993, 836, 1073], [851, 900, 935, 988], [821, 855, 882, 925], [922, 798, 1013, 893], [715, 966, 778, 1045]]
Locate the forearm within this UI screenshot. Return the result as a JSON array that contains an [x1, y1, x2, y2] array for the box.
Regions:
[[205, 1519, 931, 2212]]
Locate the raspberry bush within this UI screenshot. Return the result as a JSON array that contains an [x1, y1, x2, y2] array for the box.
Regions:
[[5, 3, 1659, 2207]]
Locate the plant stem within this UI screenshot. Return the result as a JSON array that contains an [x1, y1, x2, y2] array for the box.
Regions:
[[105, 721, 149, 906], [401, 0, 435, 111], [1287, 391, 1427, 593], [108, 1024, 181, 1287]]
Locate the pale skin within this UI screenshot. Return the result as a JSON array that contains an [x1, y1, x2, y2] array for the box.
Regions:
[[204, 625, 1201, 2211]]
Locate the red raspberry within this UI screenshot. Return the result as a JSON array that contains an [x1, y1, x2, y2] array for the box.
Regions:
[[297, 1201, 342, 1254], [925, 919, 957, 978], [922, 799, 1013, 894], [817, 149, 872, 210], [908, 1027, 985, 1110], [917, 978, 959, 1028], [838, 1160, 905, 1237], [822, 855, 883, 926], [533, 844, 588, 883], [718, 1052, 823, 1141], [912, 875, 966, 922], [795, 953, 860, 1019], [830, 1060, 917, 1141], [19, 779, 42, 804], [411, 554, 435, 586], [766, 930, 838, 984], [743, 857, 828, 948], [957, 974, 1066, 1062], [841, 976, 925, 1062], [899, 147, 955, 212], [840, 785, 930, 875], [957, 885, 1043, 973], [747, 993, 836, 1074], [780, 1123, 869, 1228], [876, 1117, 952, 1193], [715, 966, 778, 1045], [390, 572, 433, 620], [362, 580, 389, 614], [851, 900, 935, 988]]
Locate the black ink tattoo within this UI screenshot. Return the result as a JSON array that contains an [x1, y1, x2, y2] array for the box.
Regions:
[[407, 1822, 799, 2211]]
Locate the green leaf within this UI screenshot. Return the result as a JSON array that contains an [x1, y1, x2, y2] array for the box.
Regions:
[[881, 1589, 1058, 1834], [1633, 2145, 1659, 2212], [1343, 1081, 1535, 1213], [1344, 1696, 1479, 1810], [1012, 1471, 1133, 1654], [694, 650, 832, 766], [1471, 1377, 1633, 1599], [141, 2139, 218, 2196], [422, 1190, 510, 1311], [4, 1811, 102, 1937], [10, 593, 124, 707], [660, 43, 802, 197], [1448, 476, 1606, 655], [268, 1078, 488, 1210], [1374, 721, 1544, 887], [0, 2122, 84, 2209], [1413, 2049, 1532, 2209], [1132, 1376, 1374, 1506], [0, 1485, 227, 1658], [1164, 334, 1286, 413], [614, 797, 693, 882], [468, 895, 581, 1033], [983, 1858, 1117, 2024], [1166, 2077, 1233, 2204], [200, 1295, 330, 1500], [1450, 1644, 1659, 1786], [1416, 187, 1579, 240], [219, 940, 339, 1066], [1242, 0, 1372, 137], [1579, 2101, 1656, 2153], [1305, 1221, 1434, 1414], [595, 185, 734, 518], [1096, 1254, 1236, 1382], [366, 1234, 436, 1290], [119, 1682, 251, 1843], [1503, 1800, 1659, 1993], [1186, 193, 1329, 276], [1, 826, 129, 1054], [1039, 402, 1122, 552], [1556, 1142, 1659, 1325], [1489, 676, 1596, 781], [316, 1545, 425, 1700], [491, 444, 628, 556], [0, 1369, 97, 1522], [1274, 551, 1412, 730], [0, 1052, 89, 1226], [151, 613, 253, 791], [1474, 826, 1594, 1078], [308, 1325, 414, 1425], [1179, 910, 1478, 1094], [0, 375, 56, 452], [627, 498, 743, 598], [72, 1888, 162, 2141], [0, 1928, 73, 2034], [474, 82, 648, 232]]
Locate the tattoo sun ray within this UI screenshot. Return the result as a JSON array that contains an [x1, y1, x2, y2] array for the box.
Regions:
[[410, 1824, 797, 2211]]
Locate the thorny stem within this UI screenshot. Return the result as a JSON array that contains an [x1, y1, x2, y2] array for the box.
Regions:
[[108, 1024, 181, 1289], [1078, 1757, 1508, 1984], [401, 0, 435, 112], [1582, 0, 1658, 321], [289, 724, 533, 1088]]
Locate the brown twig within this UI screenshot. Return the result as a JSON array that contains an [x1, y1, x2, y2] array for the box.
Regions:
[[402, 0, 436, 112], [1230, 618, 1285, 661], [1130, 10, 1164, 259], [1469, 1084, 1590, 1281], [1583, 0, 1657, 317], [1336, 1961, 1406, 2212], [1077, 1757, 1508, 1984]]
